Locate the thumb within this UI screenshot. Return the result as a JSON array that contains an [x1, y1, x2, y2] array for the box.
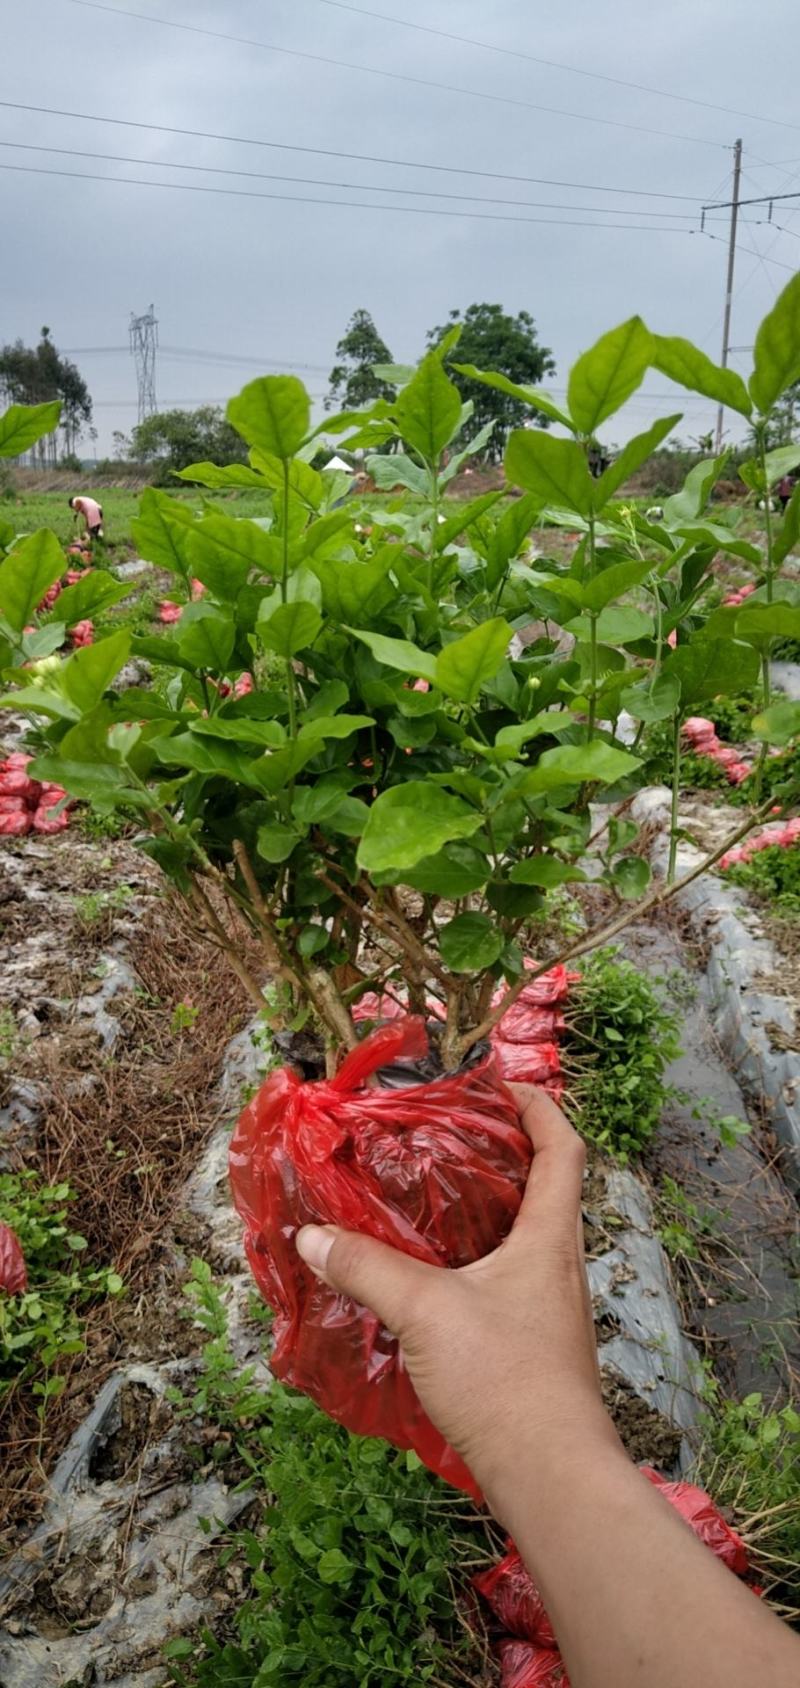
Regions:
[[296, 1224, 433, 1339]]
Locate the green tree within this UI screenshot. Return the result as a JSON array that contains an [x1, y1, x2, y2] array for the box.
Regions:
[[427, 303, 555, 460], [327, 309, 396, 410], [0, 328, 92, 463], [129, 406, 249, 483]]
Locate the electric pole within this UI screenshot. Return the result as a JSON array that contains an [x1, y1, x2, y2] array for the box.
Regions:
[[714, 139, 742, 453], [129, 304, 159, 425]]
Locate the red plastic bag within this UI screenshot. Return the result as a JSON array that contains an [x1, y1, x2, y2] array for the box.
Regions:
[[0, 1224, 27, 1295], [230, 1017, 530, 1494], [497, 1643, 568, 1688], [642, 1467, 749, 1576], [474, 1543, 556, 1648], [474, 1470, 752, 1685]]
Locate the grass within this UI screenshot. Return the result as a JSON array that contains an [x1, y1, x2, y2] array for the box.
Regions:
[[565, 947, 681, 1160], [4, 486, 481, 555]]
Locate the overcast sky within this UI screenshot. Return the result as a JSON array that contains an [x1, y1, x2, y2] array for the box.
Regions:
[[3, 0, 799, 455]]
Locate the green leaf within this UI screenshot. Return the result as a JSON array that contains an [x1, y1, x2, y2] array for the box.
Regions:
[[581, 557, 654, 612], [257, 600, 322, 658], [186, 511, 281, 596], [664, 638, 760, 705], [0, 685, 78, 721], [649, 334, 752, 417], [435, 490, 504, 553], [435, 618, 511, 704], [485, 493, 543, 589], [317, 1549, 356, 1586], [403, 842, 489, 896], [131, 488, 193, 580], [347, 628, 438, 685], [303, 679, 349, 720], [620, 672, 681, 723], [662, 453, 729, 525], [734, 600, 800, 648], [0, 529, 64, 631], [594, 415, 682, 507], [776, 486, 800, 570], [452, 364, 574, 430], [311, 548, 396, 622], [509, 856, 586, 886], [750, 271, 800, 413], [567, 317, 652, 434], [175, 460, 272, 489], [153, 732, 269, 791], [0, 400, 61, 458], [297, 923, 329, 957], [176, 603, 236, 670], [391, 351, 463, 461], [20, 622, 66, 660], [367, 452, 429, 496], [227, 375, 310, 460], [568, 606, 653, 645], [257, 821, 303, 862], [62, 630, 131, 713], [189, 716, 286, 748], [504, 431, 594, 516], [751, 699, 800, 745], [357, 782, 482, 873], [438, 912, 504, 973], [611, 857, 651, 899], [491, 711, 571, 759], [519, 741, 640, 793], [763, 442, 800, 485], [297, 713, 373, 743], [106, 1271, 124, 1295], [54, 572, 129, 624]]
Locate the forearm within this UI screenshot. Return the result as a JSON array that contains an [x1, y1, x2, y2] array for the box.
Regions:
[[489, 1416, 800, 1688]]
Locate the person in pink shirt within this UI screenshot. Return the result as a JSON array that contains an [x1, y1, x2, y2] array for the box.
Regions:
[[68, 494, 104, 543]]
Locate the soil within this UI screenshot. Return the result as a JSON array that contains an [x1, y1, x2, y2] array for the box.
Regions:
[[601, 1367, 683, 1468], [0, 829, 262, 1548], [89, 1382, 172, 1484]]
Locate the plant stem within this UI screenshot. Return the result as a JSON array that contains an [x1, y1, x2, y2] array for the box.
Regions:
[[587, 512, 598, 741], [280, 461, 290, 605], [427, 460, 439, 598], [455, 791, 782, 1059], [754, 426, 775, 802], [668, 713, 682, 883]]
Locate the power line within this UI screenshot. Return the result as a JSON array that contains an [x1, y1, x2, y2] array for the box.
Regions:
[[311, 0, 800, 135], [0, 139, 707, 218], [700, 229, 796, 270], [0, 161, 700, 231], [60, 0, 727, 150], [0, 100, 709, 200]]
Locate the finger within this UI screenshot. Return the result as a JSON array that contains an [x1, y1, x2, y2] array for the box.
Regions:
[[504, 1084, 586, 1241], [296, 1224, 434, 1339]]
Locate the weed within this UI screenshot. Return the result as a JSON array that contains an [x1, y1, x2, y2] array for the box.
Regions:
[[695, 1393, 800, 1614], [75, 804, 139, 842], [0, 1171, 122, 1406], [171, 999, 200, 1035], [656, 1175, 719, 1261], [565, 947, 681, 1159], [723, 842, 800, 914], [165, 1263, 492, 1688], [72, 883, 136, 928], [0, 1007, 18, 1064]]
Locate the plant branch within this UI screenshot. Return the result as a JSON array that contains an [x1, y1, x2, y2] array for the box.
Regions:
[[456, 792, 782, 1058], [185, 877, 266, 1013]]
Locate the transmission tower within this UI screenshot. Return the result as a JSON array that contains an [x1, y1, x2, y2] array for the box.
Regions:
[[129, 304, 159, 424]]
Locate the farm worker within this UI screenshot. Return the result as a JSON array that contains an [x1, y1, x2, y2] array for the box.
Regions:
[[296, 1085, 800, 1688], [776, 473, 795, 512], [68, 494, 104, 542]]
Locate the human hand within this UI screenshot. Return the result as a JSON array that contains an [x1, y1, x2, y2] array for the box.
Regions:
[[296, 1084, 611, 1511]]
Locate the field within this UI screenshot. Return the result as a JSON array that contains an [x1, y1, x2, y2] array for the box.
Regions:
[[1, 343, 799, 1688]]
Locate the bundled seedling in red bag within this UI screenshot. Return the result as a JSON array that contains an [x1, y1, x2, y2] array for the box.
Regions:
[[230, 1015, 531, 1495]]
